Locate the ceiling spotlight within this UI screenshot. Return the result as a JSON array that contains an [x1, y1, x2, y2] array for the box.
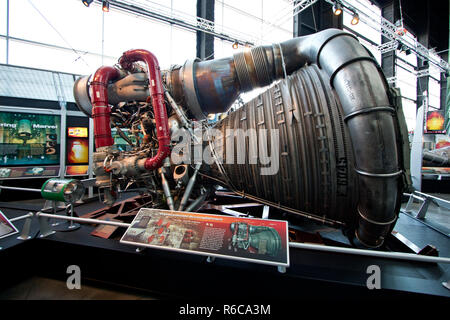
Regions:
[[232, 42, 239, 49], [351, 12, 359, 25], [82, 0, 93, 7], [399, 44, 411, 55], [333, 2, 342, 16], [102, 0, 110, 12]]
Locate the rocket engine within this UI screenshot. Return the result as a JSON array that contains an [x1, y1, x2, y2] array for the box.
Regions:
[[73, 29, 410, 248]]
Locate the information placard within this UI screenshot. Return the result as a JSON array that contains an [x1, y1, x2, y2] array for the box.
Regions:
[[0, 165, 60, 179], [0, 210, 18, 239], [120, 208, 289, 267], [0, 112, 60, 166]]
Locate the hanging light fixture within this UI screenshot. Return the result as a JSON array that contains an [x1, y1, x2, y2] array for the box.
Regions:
[[232, 41, 239, 49], [102, 0, 110, 12], [351, 12, 359, 25], [333, 2, 342, 16], [82, 0, 93, 7]]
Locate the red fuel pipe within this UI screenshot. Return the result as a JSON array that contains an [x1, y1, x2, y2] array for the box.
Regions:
[[90, 66, 120, 148], [119, 49, 170, 171]]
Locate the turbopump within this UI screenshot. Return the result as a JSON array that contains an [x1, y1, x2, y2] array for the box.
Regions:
[[73, 29, 411, 248]]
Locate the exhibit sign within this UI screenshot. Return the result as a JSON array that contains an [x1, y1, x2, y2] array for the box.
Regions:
[[67, 126, 89, 166], [67, 127, 88, 138], [65, 165, 89, 176], [121, 208, 289, 267], [0, 165, 60, 179], [425, 110, 446, 134], [0, 210, 18, 239], [67, 138, 89, 164], [0, 112, 60, 166]]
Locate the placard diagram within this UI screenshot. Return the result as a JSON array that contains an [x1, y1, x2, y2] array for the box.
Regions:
[[121, 208, 289, 267]]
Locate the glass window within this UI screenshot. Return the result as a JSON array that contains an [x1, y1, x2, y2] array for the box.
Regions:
[[0, 0, 6, 35], [402, 99, 417, 132], [172, 0, 196, 17], [8, 39, 107, 75], [222, 5, 260, 41], [215, 1, 224, 30], [171, 26, 196, 65], [0, 38, 5, 63], [3, 0, 197, 74], [104, 12, 172, 68], [216, 0, 291, 46], [396, 62, 416, 101], [428, 63, 441, 109], [9, 0, 102, 53]]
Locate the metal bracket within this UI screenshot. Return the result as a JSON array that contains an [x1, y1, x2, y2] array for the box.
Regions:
[[443, 280, 450, 290], [38, 213, 56, 238], [277, 266, 286, 273], [404, 193, 430, 219], [404, 191, 450, 220], [262, 206, 270, 219], [17, 216, 33, 240]]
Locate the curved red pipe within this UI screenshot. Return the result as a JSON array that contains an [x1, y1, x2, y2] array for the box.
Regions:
[[90, 66, 120, 148], [119, 49, 170, 171]]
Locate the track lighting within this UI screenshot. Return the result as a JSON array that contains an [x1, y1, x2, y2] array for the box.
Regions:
[[333, 2, 342, 16], [102, 0, 110, 12], [232, 42, 239, 49], [398, 44, 411, 55], [82, 0, 93, 7], [351, 12, 359, 25]]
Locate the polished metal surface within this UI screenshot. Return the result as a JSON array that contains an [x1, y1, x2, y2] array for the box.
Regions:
[[213, 65, 359, 227], [181, 59, 205, 120], [73, 76, 92, 116], [180, 29, 407, 247]]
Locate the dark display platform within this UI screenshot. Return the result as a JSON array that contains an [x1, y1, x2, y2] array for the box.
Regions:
[[0, 199, 449, 300]]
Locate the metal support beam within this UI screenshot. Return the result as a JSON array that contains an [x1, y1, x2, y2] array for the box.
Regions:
[[380, 1, 399, 84], [6, 0, 9, 64], [9, 212, 34, 240], [52, 72, 67, 179], [440, 52, 448, 128], [417, 61, 430, 111], [289, 241, 450, 265], [88, 117, 94, 198], [416, 1, 430, 110], [196, 0, 214, 60]]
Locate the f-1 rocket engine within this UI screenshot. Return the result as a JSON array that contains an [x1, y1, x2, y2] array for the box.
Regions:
[[73, 29, 410, 248]]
